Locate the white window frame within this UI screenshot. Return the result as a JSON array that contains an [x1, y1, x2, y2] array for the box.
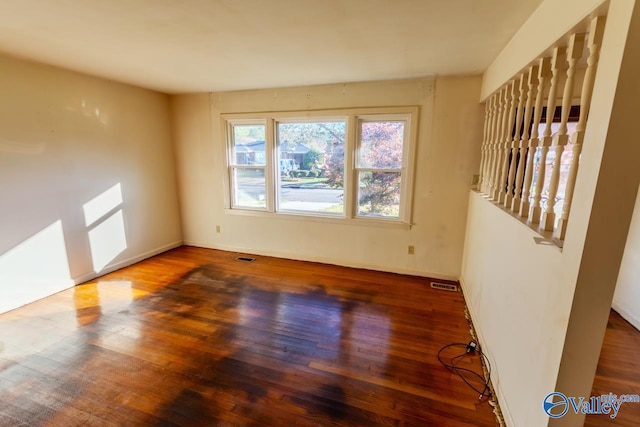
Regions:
[[221, 107, 418, 228], [226, 118, 272, 211], [354, 114, 413, 221], [274, 116, 348, 216]]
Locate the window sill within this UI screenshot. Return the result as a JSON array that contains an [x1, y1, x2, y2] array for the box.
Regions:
[[224, 208, 413, 230]]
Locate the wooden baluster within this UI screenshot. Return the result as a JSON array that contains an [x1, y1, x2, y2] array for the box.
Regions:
[[479, 96, 492, 193], [542, 35, 585, 232], [490, 87, 507, 200], [478, 103, 487, 192], [555, 17, 606, 240], [482, 96, 494, 194], [530, 47, 566, 224], [484, 94, 499, 196], [496, 81, 517, 203], [490, 88, 506, 199], [511, 67, 536, 213], [520, 58, 551, 218], [505, 74, 526, 208]]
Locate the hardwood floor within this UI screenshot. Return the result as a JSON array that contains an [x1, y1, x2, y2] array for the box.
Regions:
[[585, 310, 640, 426], [0, 246, 497, 426]]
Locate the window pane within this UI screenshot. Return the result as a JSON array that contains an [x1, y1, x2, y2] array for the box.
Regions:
[[233, 168, 266, 208], [357, 171, 401, 218], [277, 121, 346, 214], [233, 125, 266, 166], [359, 121, 404, 169]]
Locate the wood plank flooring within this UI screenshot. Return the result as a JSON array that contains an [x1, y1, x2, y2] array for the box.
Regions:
[[585, 310, 640, 426], [0, 246, 497, 426]]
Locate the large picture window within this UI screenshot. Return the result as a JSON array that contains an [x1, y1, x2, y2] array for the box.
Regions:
[[277, 120, 346, 215], [223, 107, 417, 226]]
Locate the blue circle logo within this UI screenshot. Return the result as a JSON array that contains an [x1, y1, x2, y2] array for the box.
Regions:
[[543, 392, 569, 418]]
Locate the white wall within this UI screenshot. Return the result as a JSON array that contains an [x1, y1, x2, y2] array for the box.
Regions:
[[0, 54, 182, 314], [462, 0, 640, 426], [461, 192, 569, 427], [171, 77, 483, 279], [613, 185, 640, 330]]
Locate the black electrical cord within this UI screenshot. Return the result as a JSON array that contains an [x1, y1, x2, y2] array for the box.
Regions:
[[437, 342, 492, 401]]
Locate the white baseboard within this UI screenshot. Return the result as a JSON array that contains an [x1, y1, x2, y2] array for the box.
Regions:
[[73, 240, 183, 285], [459, 275, 514, 427], [183, 240, 458, 281], [612, 302, 640, 331]]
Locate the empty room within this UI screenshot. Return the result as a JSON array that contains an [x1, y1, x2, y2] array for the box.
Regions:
[[1, 0, 640, 426]]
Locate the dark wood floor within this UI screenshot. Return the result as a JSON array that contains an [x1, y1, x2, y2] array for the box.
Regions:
[[0, 246, 497, 426], [586, 310, 640, 426]]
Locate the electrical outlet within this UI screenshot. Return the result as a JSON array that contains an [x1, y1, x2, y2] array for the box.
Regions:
[[408, 245, 415, 255], [216, 225, 221, 233]]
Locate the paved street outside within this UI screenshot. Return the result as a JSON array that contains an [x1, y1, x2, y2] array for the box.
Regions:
[[237, 180, 343, 211]]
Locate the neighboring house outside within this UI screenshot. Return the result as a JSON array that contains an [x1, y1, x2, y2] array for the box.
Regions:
[[237, 140, 316, 173]]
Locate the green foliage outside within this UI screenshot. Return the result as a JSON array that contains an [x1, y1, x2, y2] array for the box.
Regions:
[[302, 146, 323, 171]]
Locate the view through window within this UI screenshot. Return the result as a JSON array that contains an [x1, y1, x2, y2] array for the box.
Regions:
[[230, 124, 266, 208], [277, 121, 346, 214], [357, 120, 405, 218]]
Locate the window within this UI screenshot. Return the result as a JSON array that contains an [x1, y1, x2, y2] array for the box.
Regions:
[[229, 122, 267, 209], [223, 107, 417, 226], [277, 120, 346, 214], [356, 119, 406, 218]]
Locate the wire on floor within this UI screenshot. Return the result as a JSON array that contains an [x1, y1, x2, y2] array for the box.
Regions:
[[437, 342, 492, 401]]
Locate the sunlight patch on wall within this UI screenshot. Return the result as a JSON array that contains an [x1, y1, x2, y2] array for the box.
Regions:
[[87, 210, 127, 272], [0, 220, 73, 314], [83, 183, 127, 273], [83, 183, 123, 227]]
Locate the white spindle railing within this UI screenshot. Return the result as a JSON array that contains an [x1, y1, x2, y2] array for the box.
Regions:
[[519, 58, 550, 219], [475, 15, 606, 243], [491, 87, 508, 200], [482, 95, 496, 193], [484, 95, 497, 194], [555, 16, 606, 240], [479, 96, 491, 191], [497, 82, 517, 204], [511, 72, 534, 212], [542, 34, 585, 232], [505, 74, 526, 208], [512, 66, 536, 213], [531, 46, 566, 225]]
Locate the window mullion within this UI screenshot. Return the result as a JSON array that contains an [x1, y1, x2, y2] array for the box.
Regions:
[[356, 168, 402, 173], [402, 114, 417, 224], [344, 114, 357, 219], [224, 123, 233, 209], [234, 165, 265, 171], [265, 118, 276, 212]]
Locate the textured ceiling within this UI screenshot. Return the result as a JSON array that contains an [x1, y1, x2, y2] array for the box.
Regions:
[[0, 0, 544, 94]]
